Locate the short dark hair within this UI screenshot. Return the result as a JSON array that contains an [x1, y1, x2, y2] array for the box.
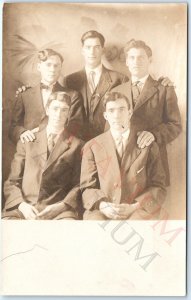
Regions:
[[81, 30, 105, 47], [124, 39, 152, 58], [103, 92, 131, 110], [46, 91, 71, 108], [38, 49, 64, 64]]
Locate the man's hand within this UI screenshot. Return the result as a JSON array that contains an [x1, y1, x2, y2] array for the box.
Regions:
[[20, 127, 39, 143], [18, 202, 39, 220], [137, 131, 155, 149], [36, 203, 66, 220], [111, 203, 140, 220], [99, 201, 120, 219], [15, 85, 31, 97], [158, 76, 174, 87]]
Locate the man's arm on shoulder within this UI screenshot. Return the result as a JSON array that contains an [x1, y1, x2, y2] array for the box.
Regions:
[[134, 143, 167, 216], [80, 141, 108, 210], [151, 86, 182, 145], [4, 140, 26, 210]]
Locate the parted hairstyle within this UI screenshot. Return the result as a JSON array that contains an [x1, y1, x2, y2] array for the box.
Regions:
[[38, 49, 64, 64], [103, 92, 131, 110], [81, 30, 105, 47], [124, 39, 152, 58], [47, 91, 71, 108]]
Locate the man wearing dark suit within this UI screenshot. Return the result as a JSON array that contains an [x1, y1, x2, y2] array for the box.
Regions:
[[3, 92, 84, 220], [9, 48, 85, 144], [111, 39, 181, 185], [64, 31, 128, 140], [80, 92, 166, 220]]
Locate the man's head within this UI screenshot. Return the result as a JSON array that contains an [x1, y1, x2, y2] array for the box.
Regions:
[[46, 91, 71, 130], [103, 92, 132, 132], [124, 39, 152, 79], [81, 30, 105, 69], [37, 49, 63, 85]]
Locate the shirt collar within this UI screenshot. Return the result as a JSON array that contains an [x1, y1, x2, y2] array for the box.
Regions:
[[41, 81, 56, 89], [46, 125, 64, 138], [110, 128, 130, 141], [85, 64, 102, 77], [131, 74, 149, 85]]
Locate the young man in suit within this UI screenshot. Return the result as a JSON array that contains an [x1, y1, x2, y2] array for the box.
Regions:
[[9, 49, 85, 144], [111, 39, 182, 185], [80, 92, 166, 220], [3, 92, 84, 220], [65, 31, 174, 141], [64, 30, 128, 141]]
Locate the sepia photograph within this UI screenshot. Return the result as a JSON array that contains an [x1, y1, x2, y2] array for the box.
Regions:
[[1, 2, 187, 296]]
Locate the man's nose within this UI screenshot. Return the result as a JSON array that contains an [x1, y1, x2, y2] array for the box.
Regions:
[[55, 110, 62, 117], [49, 64, 56, 71], [114, 110, 120, 118]]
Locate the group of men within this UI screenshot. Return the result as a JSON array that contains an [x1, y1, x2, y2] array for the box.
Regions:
[[3, 30, 181, 220]]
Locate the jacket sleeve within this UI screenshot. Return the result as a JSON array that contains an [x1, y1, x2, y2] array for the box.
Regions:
[[4, 141, 26, 210], [9, 94, 27, 144], [67, 90, 86, 140], [63, 140, 85, 210], [151, 86, 182, 145], [134, 143, 167, 216], [80, 142, 108, 210]]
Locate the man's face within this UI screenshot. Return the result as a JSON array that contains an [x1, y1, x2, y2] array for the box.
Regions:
[[46, 100, 70, 128], [126, 48, 151, 78], [82, 37, 104, 68], [37, 55, 62, 85], [104, 98, 132, 132]]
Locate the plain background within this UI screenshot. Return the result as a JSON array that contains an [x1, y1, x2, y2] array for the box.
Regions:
[[2, 2, 187, 219]]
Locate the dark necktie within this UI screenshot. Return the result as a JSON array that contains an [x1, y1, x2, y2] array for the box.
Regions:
[[47, 133, 57, 155], [40, 83, 50, 90], [132, 81, 141, 107]]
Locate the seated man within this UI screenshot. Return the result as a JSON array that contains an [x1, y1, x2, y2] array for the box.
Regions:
[[9, 48, 84, 144], [80, 92, 166, 220], [3, 92, 84, 220]]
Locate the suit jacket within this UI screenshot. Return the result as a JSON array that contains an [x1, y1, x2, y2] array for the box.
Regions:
[[9, 81, 85, 143], [111, 75, 182, 184], [4, 129, 84, 216], [64, 66, 129, 140], [80, 130, 166, 218]]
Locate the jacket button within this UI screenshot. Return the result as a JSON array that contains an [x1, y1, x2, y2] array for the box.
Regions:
[[114, 183, 118, 188]]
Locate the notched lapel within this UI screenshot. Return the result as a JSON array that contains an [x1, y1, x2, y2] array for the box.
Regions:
[[31, 84, 46, 120], [30, 130, 48, 169], [45, 132, 71, 170], [91, 68, 112, 113], [134, 76, 158, 111], [121, 135, 141, 172]]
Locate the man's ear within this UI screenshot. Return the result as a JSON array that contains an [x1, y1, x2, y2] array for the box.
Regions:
[[37, 63, 41, 72], [45, 106, 49, 116], [149, 56, 152, 64], [103, 111, 108, 121]]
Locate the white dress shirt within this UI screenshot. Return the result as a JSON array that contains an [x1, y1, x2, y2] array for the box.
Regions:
[[85, 64, 103, 90], [131, 74, 149, 92], [41, 81, 56, 109], [110, 128, 130, 150]]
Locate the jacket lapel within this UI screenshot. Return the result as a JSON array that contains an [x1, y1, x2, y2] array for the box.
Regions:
[[45, 130, 71, 170], [31, 84, 46, 121], [91, 66, 112, 113], [121, 132, 141, 172], [134, 75, 158, 111], [30, 129, 48, 170]]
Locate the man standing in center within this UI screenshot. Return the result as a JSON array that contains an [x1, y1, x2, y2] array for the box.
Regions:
[[64, 30, 128, 140]]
